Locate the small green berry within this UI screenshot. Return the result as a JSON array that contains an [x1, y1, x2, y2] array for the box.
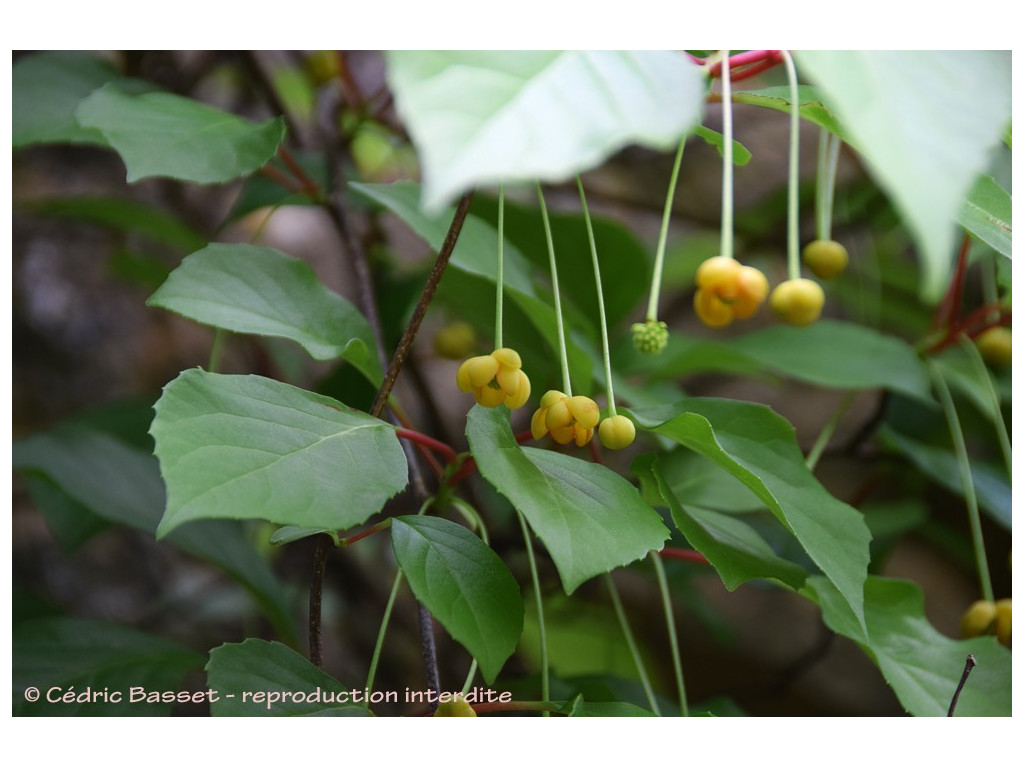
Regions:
[[631, 319, 669, 355], [975, 327, 1011, 368], [802, 239, 849, 280]]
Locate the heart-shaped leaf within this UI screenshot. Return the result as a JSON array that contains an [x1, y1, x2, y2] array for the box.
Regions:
[[75, 83, 285, 184], [467, 406, 669, 593], [206, 639, 373, 716], [392, 516, 524, 683], [631, 399, 871, 630], [148, 243, 380, 383], [151, 369, 408, 537], [386, 51, 706, 212]]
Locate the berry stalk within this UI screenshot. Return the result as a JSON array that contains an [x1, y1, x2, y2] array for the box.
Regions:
[[536, 183, 573, 396]]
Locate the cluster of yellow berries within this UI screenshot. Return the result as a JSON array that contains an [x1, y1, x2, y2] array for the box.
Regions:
[[690, 244, 849, 330], [693, 256, 770, 328], [456, 348, 531, 409], [961, 598, 1012, 648], [455, 349, 636, 450]]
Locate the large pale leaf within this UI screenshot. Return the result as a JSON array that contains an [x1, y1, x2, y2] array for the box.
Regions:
[[958, 174, 1012, 259], [148, 243, 380, 383], [12, 425, 296, 640], [75, 83, 286, 184], [634, 454, 808, 591], [206, 639, 372, 716], [795, 51, 1011, 301], [631, 400, 871, 630], [13, 617, 203, 716], [352, 181, 593, 392], [386, 51, 706, 212], [151, 369, 408, 537], [12, 51, 118, 147], [466, 406, 669, 593], [391, 516, 523, 683], [804, 576, 1011, 716]]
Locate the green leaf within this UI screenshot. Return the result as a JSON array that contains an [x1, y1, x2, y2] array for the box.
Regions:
[[466, 406, 669, 593], [13, 425, 297, 641], [795, 51, 1011, 301], [731, 85, 849, 142], [352, 181, 592, 392], [634, 454, 808, 591], [563, 694, 657, 717], [206, 639, 373, 716], [693, 125, 752, 165], [391, 516, 524, 683], [725, 321, 933, 401], [878, 425, 1010, 530], [151, 369, 408, 537], [13, 617, 203, 716], [75, 84, 286, 184], [631, 399, 871, 630], [23, 476, 109, 553], [24, 196, 207, 253], [470, 193, 650, 331], [386, 51, 706, 212], [147, 243, 380, 383], [804, 576, 1011, 716], [624, 320, 933, 402], [958, 174, 1011, 260], [13, 52, 118, 147], [269, 526, 339, 546]]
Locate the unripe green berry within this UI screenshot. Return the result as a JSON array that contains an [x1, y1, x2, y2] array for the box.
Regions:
[[631, 319, 669, 355], [434, 321, 477, 360], [802, 239, 849, 280], [994, 598, 1011, 648], [434, 698, 477, 717], [961, 599, 998, 638], [975, 327, 1011, 368]]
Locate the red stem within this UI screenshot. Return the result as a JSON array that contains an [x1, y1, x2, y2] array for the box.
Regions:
[[933, 234, 973, 333], [728, 55, 784, 83], [396, 428, 458, 466], [708, 50, 780, 77], [260, 164, 304, 194], [659, 548, 710, 565], [340, 518, 391, 546], [277, 146, 324, 200]]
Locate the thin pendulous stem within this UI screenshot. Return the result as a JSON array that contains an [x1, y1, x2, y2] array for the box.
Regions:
[[536, 184, 572, 396], [651, 552, 688, 716], [781, 50, 801, 282], [517, 510, 550, 716], [648, 138, 687, 322], [605, 573, 661, 715]]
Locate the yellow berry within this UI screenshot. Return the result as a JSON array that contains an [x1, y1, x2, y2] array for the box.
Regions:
[[696, 255, 742, 294], [567, 396, 600, 430], [975, 327, 1011, 368], [694, 288, 734, 327], [770, 278, 825, 326], [598, 415, 636, 450], [504, 370, 531, 409], [961, 599, 998, 638], [491, 347, 522, 369], [434, 321, 477, 360], [802, 239, 849, 280], [434, 698, 477, 717], [731, 265, 770, 319], [994, 598, 1011, 648]]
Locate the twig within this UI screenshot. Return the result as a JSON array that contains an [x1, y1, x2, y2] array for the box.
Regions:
[[370, 192, 475, 417], [308, 533, 331, 667], [947, 654, 977, 716], [418, 605, 441, 708]]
